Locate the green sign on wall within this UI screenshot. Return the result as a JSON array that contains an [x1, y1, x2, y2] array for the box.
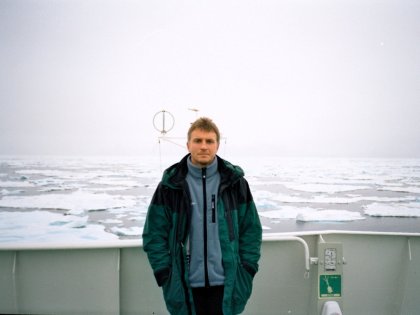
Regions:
[[319, 274, 342, 298]]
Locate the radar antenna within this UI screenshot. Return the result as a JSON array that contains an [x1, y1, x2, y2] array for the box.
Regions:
[[152, 108, 227, 169]]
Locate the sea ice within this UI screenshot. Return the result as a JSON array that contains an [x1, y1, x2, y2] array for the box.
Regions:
[[263, 192, 415, 204], [0, 211, 118, 243], [310, 195, 415, 204], [378, 186, 420, 194], [1, 156, 419, 244], [0, 180, 35, 188], [259, 207, 366, 222], [296, 210, 365, 222], [283, 183, 371, 193], [16, 169, 110, 180], [86, 186, 132, 192], [0, 190, 138, 214], [98, 219, 123, 224], [364, 202, 420, 217], [110, 226, 143, 236], [90, 178, 140, 187], [259, 206, 319, 220], [1, 189, 24, 195]]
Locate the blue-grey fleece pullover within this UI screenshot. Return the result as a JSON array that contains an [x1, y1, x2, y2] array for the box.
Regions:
[[186, 157, 224, 287]]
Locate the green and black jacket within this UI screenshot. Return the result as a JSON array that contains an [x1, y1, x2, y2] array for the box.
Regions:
[[142, 154, 262, 315]]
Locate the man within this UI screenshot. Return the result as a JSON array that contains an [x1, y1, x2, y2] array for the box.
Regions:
[[142, 117, 262, 315]]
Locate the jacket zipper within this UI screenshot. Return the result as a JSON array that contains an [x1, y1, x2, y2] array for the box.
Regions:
[[202, 167, 210, 288], [211, 194, 216, 223]]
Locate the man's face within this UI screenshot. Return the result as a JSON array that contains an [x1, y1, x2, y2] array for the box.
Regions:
[[187, 129, 219, 167]]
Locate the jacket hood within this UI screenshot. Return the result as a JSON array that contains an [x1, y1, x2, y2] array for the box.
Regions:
[[161, 154, 244, 189]]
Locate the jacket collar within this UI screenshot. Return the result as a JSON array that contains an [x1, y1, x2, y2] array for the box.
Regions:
[[162, 154, 244, 189], [186, 155, 218, 179]]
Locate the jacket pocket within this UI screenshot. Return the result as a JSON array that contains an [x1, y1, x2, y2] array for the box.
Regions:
[[232, 263, 254, 313], [162, 265, 185, 314]]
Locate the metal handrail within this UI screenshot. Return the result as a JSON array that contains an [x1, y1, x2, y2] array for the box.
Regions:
[[264, 234, 311, 277]]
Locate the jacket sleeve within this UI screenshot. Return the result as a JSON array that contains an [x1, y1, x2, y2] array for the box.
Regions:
[[142, 184, 172, 286], [237, 179, 262, 276]]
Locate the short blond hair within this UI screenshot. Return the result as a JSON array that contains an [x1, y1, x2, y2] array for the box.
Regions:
[[188, 117, 220, 143]]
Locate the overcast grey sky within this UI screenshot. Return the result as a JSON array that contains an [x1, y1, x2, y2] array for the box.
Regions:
[[1, 0, 419, 158]]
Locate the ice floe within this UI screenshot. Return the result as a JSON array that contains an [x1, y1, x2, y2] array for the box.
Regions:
[[296, 210, 365, 222], [110, 226, 143, 236], [0, 190, 138, 215], [259, 207, 365, 222], [254, 191, 415, 205], [0, 211, 118, 243], [16, 169, 114, 180], [364, 202, 420, 217], [89, 178, 140, 187], [99, 219, 123, 224], [259, 206, 318, 220], [378, 186, 420, 194], [283, 183, 371, 193], [0, 180, 35, 188], [1, 188, 24, 195]]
